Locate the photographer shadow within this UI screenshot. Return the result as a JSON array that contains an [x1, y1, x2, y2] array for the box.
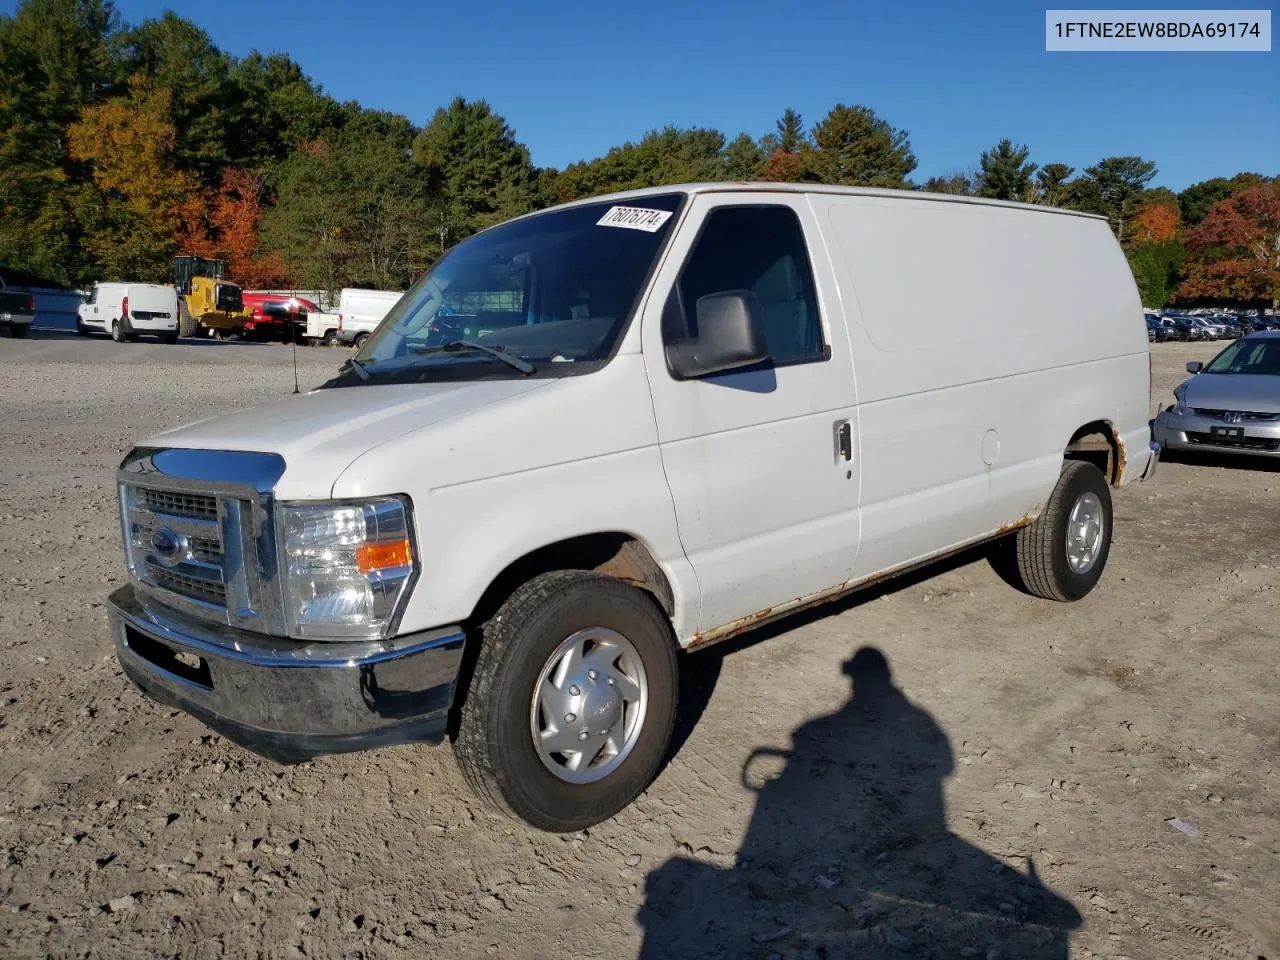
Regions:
[[639, 647, 1082, 959]]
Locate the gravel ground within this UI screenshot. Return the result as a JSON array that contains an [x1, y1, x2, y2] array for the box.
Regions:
[[1, 330, 1277, 960]]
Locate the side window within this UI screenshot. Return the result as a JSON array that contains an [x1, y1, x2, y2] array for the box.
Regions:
[[673, 205, 824, 364]]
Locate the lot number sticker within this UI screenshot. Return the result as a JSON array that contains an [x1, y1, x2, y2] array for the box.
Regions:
[[596, 206, 673, 232]]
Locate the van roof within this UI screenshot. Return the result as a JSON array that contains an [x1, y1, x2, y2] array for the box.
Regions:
[[541, 182, 1109, 222]]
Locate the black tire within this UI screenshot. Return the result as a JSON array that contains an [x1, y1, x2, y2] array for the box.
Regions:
[[455, 571, 679, 832], [110, 319, 124, 343], [1004, 460, 1112, 602], [322, 329, 338, 347], [177, 301, 193, 338], [75, 316, 90, 337], [353, 332, 370, 349], [9, 322, 30, 338]]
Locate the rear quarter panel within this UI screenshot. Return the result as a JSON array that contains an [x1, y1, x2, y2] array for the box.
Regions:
[[815, 194, 1149, 574]]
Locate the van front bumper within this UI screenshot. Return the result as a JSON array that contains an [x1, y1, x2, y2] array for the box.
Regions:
[[108, 585, 466, 762]]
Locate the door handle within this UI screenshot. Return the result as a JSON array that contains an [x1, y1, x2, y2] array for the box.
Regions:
[[834, 419, 853, 463]]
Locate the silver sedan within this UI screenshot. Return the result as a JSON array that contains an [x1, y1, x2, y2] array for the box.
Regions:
[[1154, 332, 1280, 458]]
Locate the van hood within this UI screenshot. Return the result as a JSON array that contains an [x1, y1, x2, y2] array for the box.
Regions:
[[1181, 373, 1280, 414], [147, 379, 553, 499]]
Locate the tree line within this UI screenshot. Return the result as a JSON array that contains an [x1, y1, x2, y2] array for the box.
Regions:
[[1, 0, 1275, 309]]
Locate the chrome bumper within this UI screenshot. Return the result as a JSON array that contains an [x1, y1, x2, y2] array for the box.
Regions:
[[109, 585, 465, 762], [1153, 409, 1280, 459]]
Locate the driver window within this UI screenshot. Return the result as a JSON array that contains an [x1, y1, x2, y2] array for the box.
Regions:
[[672, 205, 825, 365]]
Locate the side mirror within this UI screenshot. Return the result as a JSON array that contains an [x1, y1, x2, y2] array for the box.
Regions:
[[665, 290, 769, 380], [1186, 361, 1203, 374]]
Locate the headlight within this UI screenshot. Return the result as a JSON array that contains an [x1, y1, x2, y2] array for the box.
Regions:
[[278, 497, 417, 640]]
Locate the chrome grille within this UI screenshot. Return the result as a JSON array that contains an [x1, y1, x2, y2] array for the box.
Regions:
[[118, 448, 287, 635], [138, 487, 218, 519], [147, 565, 228, 605], [123, 483, 228, 613], [1193, 409, 1279, 422]]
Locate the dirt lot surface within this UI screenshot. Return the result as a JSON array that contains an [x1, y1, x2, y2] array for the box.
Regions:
[[1, 330, 1277, 960]]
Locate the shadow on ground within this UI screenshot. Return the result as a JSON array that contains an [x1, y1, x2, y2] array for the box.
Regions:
[[642, 643, 1082, 959]]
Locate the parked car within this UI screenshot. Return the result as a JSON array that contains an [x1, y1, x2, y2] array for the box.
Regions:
[[76, 282, 179, 343], [1154, 332, 1280, 458], [1145, 314, 1177, 343], [335, 288, 403, 348], [1187, 317, 1224, 340], [0, 277, 34, 338], [107, 184, 1159, 832], [1164, 316, 1200, 341]]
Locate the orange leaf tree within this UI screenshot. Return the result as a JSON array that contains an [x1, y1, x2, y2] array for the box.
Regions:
[[1176, 182, 1280, 306], [1129, 201, 1179, 244], [67, 78, 200, 281], [195, 167, 291, 287]]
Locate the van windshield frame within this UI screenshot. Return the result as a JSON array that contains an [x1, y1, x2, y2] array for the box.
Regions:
[[322, 193, 687, 387]]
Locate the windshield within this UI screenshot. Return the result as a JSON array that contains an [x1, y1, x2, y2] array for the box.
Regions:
[[327, 194, 685, 386], [1203, 338, 1280, 375]]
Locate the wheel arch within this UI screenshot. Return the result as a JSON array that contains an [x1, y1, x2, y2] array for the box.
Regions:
[[448, 532, 677, 738], [1064, 420, 1125, 487]]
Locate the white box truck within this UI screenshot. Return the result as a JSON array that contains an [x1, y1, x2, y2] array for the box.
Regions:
[[108, 184, 1158, 832]]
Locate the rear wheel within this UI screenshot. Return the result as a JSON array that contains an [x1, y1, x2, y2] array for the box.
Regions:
[[321, 329, 339, 347], [455, 571, 678, 832], [1002, 460, 1112, 601], [353, 332, 370, 349], [110, 319, 124, 342]]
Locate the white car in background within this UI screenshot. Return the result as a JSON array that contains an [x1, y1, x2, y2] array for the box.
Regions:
[[77, 282, 180, 343]]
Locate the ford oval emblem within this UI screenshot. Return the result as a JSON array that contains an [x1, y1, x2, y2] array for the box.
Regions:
[[150, 526, 189, 567]]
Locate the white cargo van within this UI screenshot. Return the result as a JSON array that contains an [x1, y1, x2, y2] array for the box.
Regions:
[[335, 288, 403, 347], [77, 282, 180, 343], [108, 184, 1158, 832]]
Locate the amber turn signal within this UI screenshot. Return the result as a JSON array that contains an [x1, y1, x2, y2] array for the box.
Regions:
[[355, 539, 412, 573]]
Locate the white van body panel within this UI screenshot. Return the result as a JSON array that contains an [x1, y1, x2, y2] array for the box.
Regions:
[[330, 354, 699, 638], [137, 183, 1155, 650], [815, 194, 1149, 578], [337, 288, 403, 341], [79, 282, 178, 334], [150, 378, 554, 501]]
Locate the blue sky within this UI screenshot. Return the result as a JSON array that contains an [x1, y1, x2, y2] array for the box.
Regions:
[[14, 0, 1280, 190]]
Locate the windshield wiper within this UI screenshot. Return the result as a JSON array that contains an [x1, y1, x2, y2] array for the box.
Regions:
[[436, 339, 536, 375], [344, 356, 372, 381]]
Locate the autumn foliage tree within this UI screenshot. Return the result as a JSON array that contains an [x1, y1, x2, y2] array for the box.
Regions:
[[1177, 182, 1280, 307], [67, 78, 200, 281], [1130, 201, 1179, 244], [181, 168, 289, 287]]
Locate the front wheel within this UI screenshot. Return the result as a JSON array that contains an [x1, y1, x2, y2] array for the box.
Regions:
[[455, 571, 678, 832], [1002, 460, 1112, 601]]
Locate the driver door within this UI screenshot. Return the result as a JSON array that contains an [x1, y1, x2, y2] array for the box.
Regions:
[[641, 193, 861, 636]]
